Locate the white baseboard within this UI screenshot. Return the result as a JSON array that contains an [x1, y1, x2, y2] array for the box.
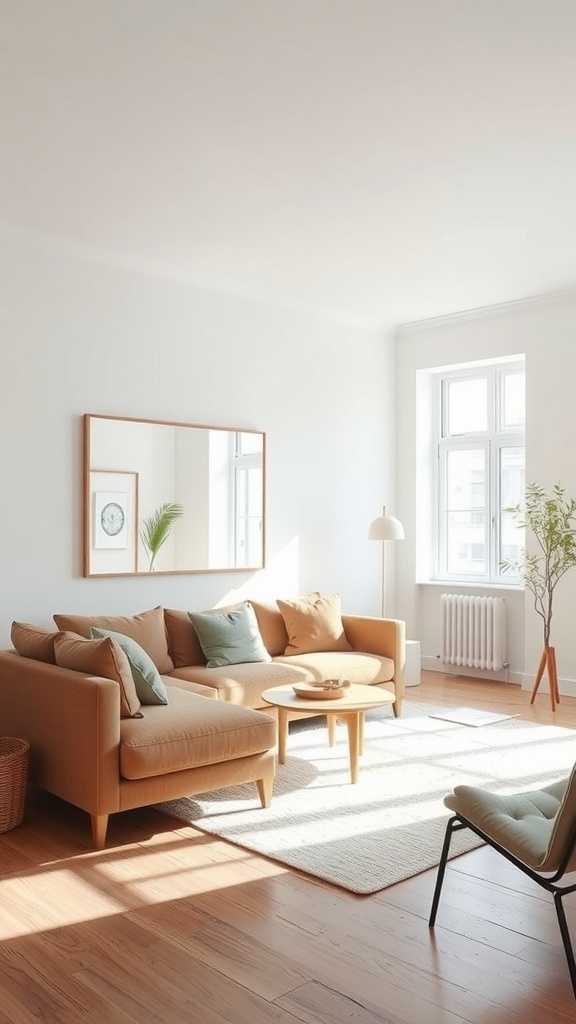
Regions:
[[508, 670, 526, 687], [423, 656, 576, 696], [518, 673, 576, 698]]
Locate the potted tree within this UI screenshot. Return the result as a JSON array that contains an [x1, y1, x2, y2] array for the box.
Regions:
[[503, 484, 576, 709]]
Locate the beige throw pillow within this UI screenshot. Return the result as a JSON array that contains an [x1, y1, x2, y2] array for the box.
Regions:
[[54, 632, 142, 718], [277, 593, 352, 655], [11, 621, 58, 663], [53, 606, 173, 673]]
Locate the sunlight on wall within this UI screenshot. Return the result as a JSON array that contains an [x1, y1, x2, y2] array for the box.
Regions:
[[215, 535, 300, 607]]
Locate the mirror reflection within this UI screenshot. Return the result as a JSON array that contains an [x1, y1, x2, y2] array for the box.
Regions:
[[85, 415, 265, 575]]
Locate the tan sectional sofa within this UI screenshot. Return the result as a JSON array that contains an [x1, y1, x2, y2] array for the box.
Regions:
[[0, 602, 405, 848], [162, 604, 406, 713]]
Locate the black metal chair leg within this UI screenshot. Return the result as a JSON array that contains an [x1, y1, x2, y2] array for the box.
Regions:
[[554, 891, 576, 998], [429, 816, 457, 928]]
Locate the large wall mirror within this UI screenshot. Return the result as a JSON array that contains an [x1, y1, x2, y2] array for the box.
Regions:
[[83, 414, 265, 576]]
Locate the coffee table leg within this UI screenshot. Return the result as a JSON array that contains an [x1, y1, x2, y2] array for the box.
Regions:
[[358, 711, 365, 756], [346, 712, 360, 784], [278, 709, 289, 765], [327, 715, 336, 747]]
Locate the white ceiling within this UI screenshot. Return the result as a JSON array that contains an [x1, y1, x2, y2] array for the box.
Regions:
[[3, 1, 576, 327]]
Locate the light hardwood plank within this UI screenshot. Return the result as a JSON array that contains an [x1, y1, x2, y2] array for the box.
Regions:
[[277, 980, 400, 1024]]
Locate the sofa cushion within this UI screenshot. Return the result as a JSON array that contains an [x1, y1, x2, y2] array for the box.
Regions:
[[54, 607, 173, 674], [277, 593, 351, 655], [165, 602, 288, 666], [249, 601, 289, 657], [11, 621, 58, 663], [169, 661, 306, 706], [91, 627, 168, 706], [120, 686, 275, 780], [189, 603, 271, 668], [164, 608, 206, 668], [54, 631, 142, 718], [168, 651, 393, 706], [275, 651, 394, 686], [163, 673, 219, 700]]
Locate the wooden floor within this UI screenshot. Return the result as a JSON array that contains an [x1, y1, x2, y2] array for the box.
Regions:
[[2, 673, 576, 1023]]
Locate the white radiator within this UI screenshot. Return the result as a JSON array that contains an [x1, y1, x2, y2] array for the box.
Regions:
[[441, 594, 508, 671]]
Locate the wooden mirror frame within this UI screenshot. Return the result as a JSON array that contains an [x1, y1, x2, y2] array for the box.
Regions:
[[83, 413, 266, 578]]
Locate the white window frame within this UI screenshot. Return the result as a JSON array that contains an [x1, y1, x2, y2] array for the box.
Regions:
[[433, 361, 525, 584], [232, 433, 263, 568]]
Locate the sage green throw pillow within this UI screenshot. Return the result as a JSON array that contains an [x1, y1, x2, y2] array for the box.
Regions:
[[188, 603, 271, 669], [90, 627, 168, 705]]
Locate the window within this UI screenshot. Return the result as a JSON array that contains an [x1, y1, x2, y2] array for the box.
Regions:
[[233, 432, 264, 567], [434, 361, 525, 583]]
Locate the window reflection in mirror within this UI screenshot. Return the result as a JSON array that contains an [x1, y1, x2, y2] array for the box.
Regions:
[[84, 416, 265, 576]]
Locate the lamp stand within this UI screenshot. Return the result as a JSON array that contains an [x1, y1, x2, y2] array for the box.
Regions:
[[380, 541, 386, 618]]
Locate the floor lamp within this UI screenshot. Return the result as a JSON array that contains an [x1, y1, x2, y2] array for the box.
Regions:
[[368, 505, 405, 617]]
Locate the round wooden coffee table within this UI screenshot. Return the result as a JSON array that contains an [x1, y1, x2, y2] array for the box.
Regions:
[[261, 684, 395, 784]]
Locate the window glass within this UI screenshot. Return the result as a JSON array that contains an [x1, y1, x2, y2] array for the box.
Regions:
[[248, 467, 262, 515], [235, 517, 247, 566], [445, 447, 487, 575], [247, 518, 262, 563], [446, 376, 488, 435], [446, 449, 485, 509], [502, 372, 525, 428], [236, 467, 246, 512], [447, 510, 487, 576], [239, 432, 262, 455], [500, 446, 525, 567]]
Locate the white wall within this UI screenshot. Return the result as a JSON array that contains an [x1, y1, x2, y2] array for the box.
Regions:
[[0, 229, 394, 642], [395, 292, 576, 694]]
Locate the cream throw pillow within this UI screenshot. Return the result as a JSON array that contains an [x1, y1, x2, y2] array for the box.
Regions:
[[277, 593, 351, 655], [54, 632, 142, 718]]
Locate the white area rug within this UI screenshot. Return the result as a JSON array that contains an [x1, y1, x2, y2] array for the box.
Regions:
[[158, 704, 576, 894]]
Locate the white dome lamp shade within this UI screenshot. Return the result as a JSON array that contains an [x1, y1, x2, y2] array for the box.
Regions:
[[368, 505, 405, 616]]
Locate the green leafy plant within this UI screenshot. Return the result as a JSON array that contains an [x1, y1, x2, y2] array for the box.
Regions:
[[141, 503, 183, 571], [502, 483, 576, 647]]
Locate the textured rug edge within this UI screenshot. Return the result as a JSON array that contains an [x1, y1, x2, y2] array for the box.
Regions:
[[157, 801, 485, 895]]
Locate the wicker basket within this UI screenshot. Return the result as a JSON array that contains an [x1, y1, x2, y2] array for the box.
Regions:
[[0, 737, 30, 833]]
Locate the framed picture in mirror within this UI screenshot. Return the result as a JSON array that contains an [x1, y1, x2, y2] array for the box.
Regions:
[[90, 470, 138, 573], [83, 414, 265, 577]]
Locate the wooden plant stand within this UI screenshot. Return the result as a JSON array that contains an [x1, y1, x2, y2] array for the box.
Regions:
[[530, 645, 560, 710]]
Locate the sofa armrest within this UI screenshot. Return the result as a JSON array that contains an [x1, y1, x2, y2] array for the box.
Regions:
[[342, 615, 406, 706], [0, 651, 120, 815]]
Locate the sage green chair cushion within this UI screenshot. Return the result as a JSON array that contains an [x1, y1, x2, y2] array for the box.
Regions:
[[91, 627, 168, 705], [188, 603, 271, 669], [444, 778, 568, 870]]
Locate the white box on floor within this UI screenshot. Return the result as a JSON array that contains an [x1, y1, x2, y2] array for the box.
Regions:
[[405, 639, 421, 687]]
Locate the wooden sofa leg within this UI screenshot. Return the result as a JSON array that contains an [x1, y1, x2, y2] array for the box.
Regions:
[[91, 813, 109, 849], [393, 699, 403, 718], [256, 775, 273, 809]]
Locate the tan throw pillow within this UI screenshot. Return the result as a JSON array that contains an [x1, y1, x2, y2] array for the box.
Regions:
[[248, 601, 288, 658], [164, 608, 206, 668], [54, 632, 142, 718], [277, 593, 352, 655], [11, 621, 58, 663], [53, 607, 173, 673]]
